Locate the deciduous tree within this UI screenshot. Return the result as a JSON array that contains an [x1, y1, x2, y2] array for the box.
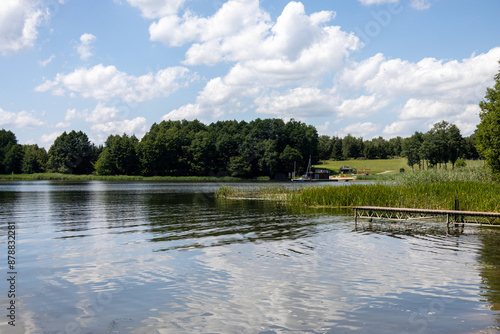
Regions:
[[48, 131, 95, 174], [476, 62, 500, 177]]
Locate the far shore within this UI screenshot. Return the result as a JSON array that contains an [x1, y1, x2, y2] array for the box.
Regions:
[[0, 173, 271, 182]]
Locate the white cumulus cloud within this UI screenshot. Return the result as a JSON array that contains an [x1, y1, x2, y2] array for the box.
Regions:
[[39, 54, 55, 67], [162, 1, 361, 122], [357, 0, 430, 10], [90, 117, 147, 136], [256, 87, 338, 118], [0, 0, 50, 55], [410, 0, 431, 10], [342, 48, 500, 103], [340, 122, 379, 138], [63, 103, 147, 141], [150, 0, 272, 64], [357, 0, 398, 5], [338, 47, 500, 137], [40, 131, 64, 146], [35, 64, 193, 103], [77, 33, 96, 60], [337, 95, 390, 118], [399, 99, 458, 120], [0, 107, 45, 127], [126, 0, 186, 19]]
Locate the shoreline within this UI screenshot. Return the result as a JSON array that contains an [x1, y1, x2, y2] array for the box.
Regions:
[[0, 173, 271, 182]]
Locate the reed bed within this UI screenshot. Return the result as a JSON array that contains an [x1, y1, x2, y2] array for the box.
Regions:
[[216, 185, 289, 200], [394, 168, 493, 186], [287, 182, 500, 212]]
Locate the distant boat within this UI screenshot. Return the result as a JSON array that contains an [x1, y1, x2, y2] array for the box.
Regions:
[[291, 157, 356, 182], [291, 156, 332, 182]]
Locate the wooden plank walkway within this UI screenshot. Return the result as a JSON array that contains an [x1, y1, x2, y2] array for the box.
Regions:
[[353, 206, 500, 227]]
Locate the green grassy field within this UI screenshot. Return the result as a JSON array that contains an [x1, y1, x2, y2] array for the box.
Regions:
[[314, 158, 486, 175]]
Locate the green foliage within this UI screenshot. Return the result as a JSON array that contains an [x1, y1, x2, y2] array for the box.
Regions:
[[188, 130, 217, 176], [402, 121, 466, 170], [94, 148, 115, 175], [330, 136, 343, 160], [279, 145, 303, 174], [455, 158, 466, 168], [3, 144, 23, 174], [227, 156, 252, 177], [402, 132, 423, 170], [48, 131, 96, 174], [318, 135, 333, 160], [0, 129, 23, 174], [476, 62, 500, 178], [21, 144, 47, 174], [447, 124, 465, 168], [388, 137, 403, 157], [1, 112, 484, 178], [342, 134, 363, 159], [95, 134, 140, 175], [135, 118, 318, 178]]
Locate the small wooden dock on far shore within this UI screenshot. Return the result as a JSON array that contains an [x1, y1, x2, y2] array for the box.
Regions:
[[292, 176, 355, 182]]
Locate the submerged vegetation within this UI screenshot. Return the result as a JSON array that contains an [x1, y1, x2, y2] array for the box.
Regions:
[[216, 168, 500, 212]]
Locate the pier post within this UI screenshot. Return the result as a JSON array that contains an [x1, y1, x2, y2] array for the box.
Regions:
[[455, 196, 464, 226]]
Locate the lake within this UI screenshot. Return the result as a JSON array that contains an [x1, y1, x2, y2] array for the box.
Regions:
[[1, 181, 499, 333]]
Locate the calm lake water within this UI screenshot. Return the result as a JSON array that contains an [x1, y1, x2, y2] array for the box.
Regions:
[[1, 181, 500, 333]]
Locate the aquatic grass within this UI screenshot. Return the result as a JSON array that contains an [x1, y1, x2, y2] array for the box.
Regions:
[[216, 185, 237, 198], [394, 168, 493, 187], [216, 184, 290, 200], [287, 181, 500, 212]]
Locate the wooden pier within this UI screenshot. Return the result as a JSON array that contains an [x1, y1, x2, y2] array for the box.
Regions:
[[353, 206, 500, 227], [291, 177, 355, 182]]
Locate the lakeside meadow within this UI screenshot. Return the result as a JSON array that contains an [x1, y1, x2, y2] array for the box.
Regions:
[[216, 168, 500, 213]]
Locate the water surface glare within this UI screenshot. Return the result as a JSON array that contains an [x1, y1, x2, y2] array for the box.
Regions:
[[1, 181, 500, 333]]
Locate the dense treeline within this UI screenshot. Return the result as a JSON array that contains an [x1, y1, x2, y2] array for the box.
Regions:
[[318, 135, 405, 160], [125, 119, 318, 178], [0, 119, 318, 178], [0, 129, 48, 174], [0, 118, 481, 178], [318, 120, 479, 169], [402, 121, 479, 170]]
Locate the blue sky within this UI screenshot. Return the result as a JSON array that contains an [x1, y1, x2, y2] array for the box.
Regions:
[[1, 0, 500, 148]]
